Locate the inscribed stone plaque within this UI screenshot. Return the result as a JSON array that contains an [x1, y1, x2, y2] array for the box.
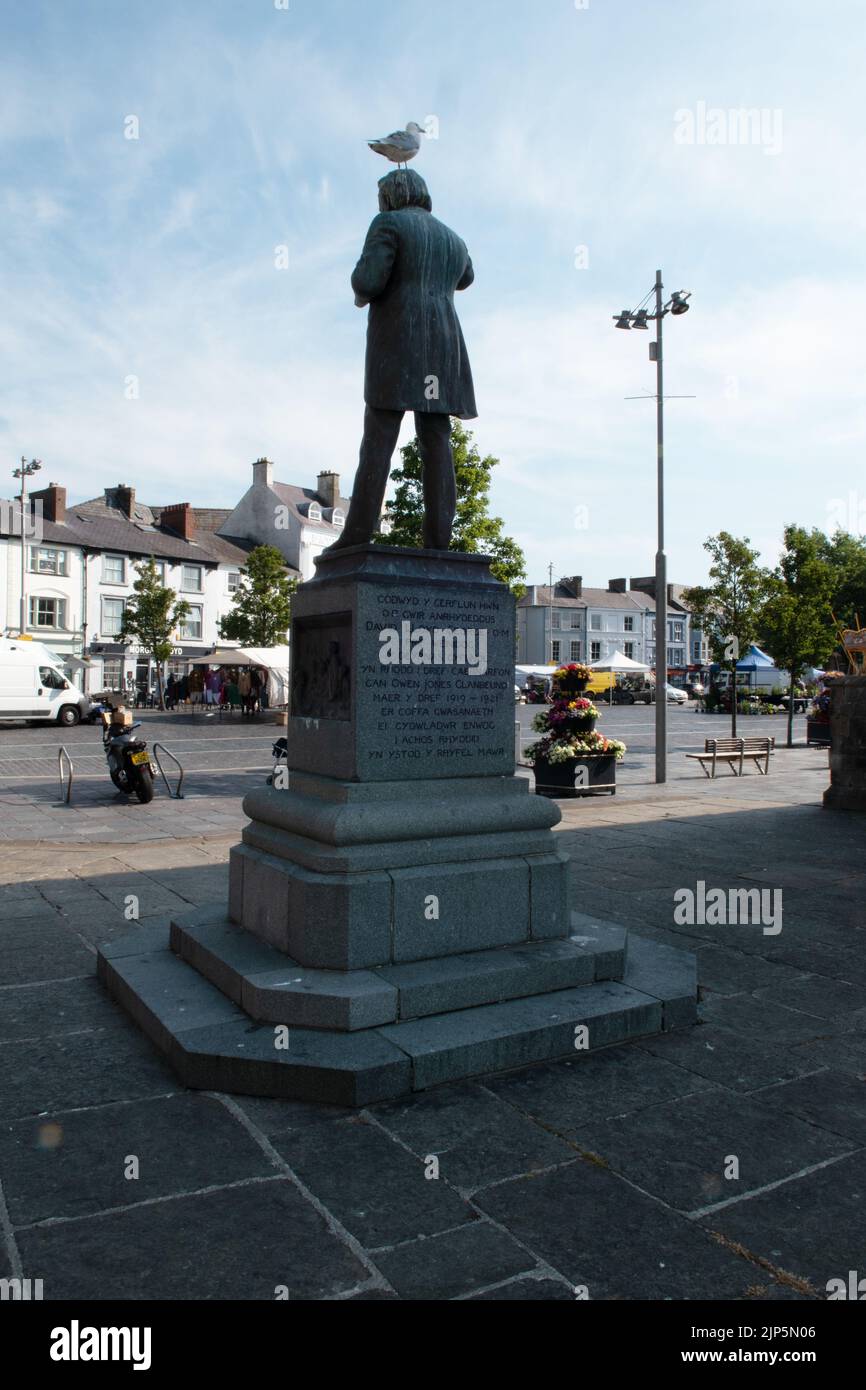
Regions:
[[354, 578, 514, 779]]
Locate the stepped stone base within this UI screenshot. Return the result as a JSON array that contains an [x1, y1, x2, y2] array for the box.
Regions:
[[97, 911, 696, 1106]]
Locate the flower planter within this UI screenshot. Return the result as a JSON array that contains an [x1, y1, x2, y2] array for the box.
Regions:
[[806, 718, 831, 747], [534, 754, 617, 798]]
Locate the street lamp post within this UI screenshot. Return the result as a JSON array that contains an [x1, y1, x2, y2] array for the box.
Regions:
[[11, 457, 42, 636], [613, 277, 691, 784], [652, 271, 666, 786]]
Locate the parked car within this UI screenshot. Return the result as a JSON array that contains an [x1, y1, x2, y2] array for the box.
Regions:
[[634, 681, 688, 705], [0, 637, 92, 727]]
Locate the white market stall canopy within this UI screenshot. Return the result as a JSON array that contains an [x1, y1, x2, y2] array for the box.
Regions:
[[515, 665, 557, 679], [588, 650, 651, 673], [187, 646, 291, 705]]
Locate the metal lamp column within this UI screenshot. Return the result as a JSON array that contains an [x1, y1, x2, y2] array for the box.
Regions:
[[612, 278, 692, 785], [653, 270, 666, 785]]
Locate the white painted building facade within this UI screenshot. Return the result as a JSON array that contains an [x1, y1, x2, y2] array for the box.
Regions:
[[0, 460, 349, 695]]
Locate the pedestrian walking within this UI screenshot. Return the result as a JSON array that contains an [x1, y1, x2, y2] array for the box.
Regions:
[[238, 668, 252, 716]]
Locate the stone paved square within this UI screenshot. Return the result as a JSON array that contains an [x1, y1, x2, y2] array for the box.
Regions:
[[1, 716, 862, 1307]]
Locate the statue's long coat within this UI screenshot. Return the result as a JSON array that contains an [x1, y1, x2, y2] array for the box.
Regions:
[[351, 206, 477, 418]]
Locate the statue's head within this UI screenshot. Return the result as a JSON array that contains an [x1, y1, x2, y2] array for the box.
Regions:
[[377, 168, 432, 214]]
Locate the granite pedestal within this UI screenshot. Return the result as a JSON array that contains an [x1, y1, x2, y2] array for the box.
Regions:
[[99, 545, 696, 1103], [823, 674, 866, 812]]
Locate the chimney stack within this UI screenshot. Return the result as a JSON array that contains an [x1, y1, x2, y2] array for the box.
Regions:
[[252, 457, 274, 489], [317, 470, 340, 508], [608, 578, 627, 593], [561, 575, 582, 598], [30, 482, 66, 524], [161, 502, 195, 541], [629, 576, 655, 599], [105, 484, 136, 518]]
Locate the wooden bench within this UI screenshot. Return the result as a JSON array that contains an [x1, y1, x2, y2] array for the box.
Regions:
[[686, 736, 774, 778]]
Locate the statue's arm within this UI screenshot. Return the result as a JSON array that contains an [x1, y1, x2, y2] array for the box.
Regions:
[[456, 255, 474, 292], [351, 215, 398, 307]]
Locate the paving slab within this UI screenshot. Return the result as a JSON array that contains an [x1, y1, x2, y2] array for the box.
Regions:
[[0, 976, 135, 1042], [638, 1025, 830, 1093], [751, 1069, 866, 1145], [232, 1094, 354, 1135], [372, 1081, 576, 1191], [0, 1028, 178, 1120], [699, 1150, 866, 1295], [270, 1114, 473, 1248], [694, 944, 803, 996], [764, 942, 866, 986], [16, 1179, 373, 1300], [698, 992, 837, 1043], [568, 1088, 853, 1214], [374, 1220, 535, 1300], [788, 1033, 866, 1076], [0, 1094, 275, 1225], [467, 1275, 575, 1300], [0, 918, 94, 982], [473, 1160, 783, 1300], [752, 975, 866, 1021], [484, 1045, 719, 1133]]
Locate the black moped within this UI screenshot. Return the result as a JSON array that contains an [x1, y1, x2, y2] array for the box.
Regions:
[[100, 704, 155, 803]]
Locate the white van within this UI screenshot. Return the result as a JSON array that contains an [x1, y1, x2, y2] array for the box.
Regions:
[[0, 637, 92, 726]]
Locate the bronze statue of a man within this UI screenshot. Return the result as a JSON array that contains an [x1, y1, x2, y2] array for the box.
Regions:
[[329, 169, 476, 551]]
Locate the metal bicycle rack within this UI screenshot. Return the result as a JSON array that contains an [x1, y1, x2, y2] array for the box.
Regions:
[[151, 743, 185, 799], [57, 746, 74, 805]]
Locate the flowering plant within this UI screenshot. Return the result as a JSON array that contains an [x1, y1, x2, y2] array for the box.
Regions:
[[525, 690, 627, 766], [526, 731, 627, 764], [552, 662, 592, 693], [532, 697, 599, 736]]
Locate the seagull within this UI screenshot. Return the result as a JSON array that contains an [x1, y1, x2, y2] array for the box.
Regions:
[[367, 122, 426, 168]]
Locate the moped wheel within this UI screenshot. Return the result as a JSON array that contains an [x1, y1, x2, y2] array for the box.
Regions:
[[134, 767, 155, 804], [110, 767, 132, 793]]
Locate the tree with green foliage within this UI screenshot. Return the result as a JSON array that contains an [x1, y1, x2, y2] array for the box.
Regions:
[[120, 558, 191, 710], [219, 545, 296, 647], [759, 526, 836, 747], [819, 529, 866, 636], [376, 421, 527, 596], [682, 533, 771, 736]]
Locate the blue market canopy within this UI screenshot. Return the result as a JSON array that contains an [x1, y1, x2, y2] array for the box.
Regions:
[[736, 645, 777, 670]]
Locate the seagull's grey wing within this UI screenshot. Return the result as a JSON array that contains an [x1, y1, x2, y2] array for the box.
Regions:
[[386, 129, 420, 151]]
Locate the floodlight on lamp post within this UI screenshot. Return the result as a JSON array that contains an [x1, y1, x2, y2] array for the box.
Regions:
[[11, 456, 42, 635], [611, 274, 693, 785]]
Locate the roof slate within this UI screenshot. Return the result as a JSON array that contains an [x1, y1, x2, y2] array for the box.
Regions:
[[0, 498, 254, 567], [521, 585, 687, 615]]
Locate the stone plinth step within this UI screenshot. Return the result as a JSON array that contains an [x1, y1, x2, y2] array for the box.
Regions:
[[170, 908, 398, 1032], [375, 925, 625, 1020], [169, 907, 627, 1031], [377, 981, 664, 1091], [98, 930, 410, 1107], [97, 925, 695, 1106]]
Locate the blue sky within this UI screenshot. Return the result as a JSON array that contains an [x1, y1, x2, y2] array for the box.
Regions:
[[2, 0, 864, 587]]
